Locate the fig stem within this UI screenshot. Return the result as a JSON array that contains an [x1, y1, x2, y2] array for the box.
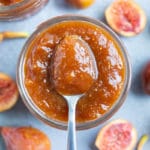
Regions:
[[0, 31, 29, 42], [137, 134, 149, 150]]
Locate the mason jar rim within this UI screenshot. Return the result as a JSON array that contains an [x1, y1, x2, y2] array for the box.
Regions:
[[17, 15, 132, 130]]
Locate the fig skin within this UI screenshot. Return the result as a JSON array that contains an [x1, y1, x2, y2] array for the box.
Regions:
[[67, 0, 95, 9], [105, 0, 147, 37], [142, 61, 150, 94], [95, 119, 137, 150], [0, 73, 19, 112], [1, 127, 51, 150]]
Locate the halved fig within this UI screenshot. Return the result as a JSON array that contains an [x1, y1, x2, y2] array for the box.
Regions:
[[0, 73, 19, 112], [67, 0, 95, 9], [95, 119, 137, 150], [105, 0, 147, 36], [1, 127, 51, 150], [142, 61, 150, 94]]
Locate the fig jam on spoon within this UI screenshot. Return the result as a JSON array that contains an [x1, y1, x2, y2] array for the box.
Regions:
[[50, 35, 98, 150]]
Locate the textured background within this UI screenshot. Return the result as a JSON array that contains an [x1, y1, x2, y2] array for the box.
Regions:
[[0, 0, 150, 149]]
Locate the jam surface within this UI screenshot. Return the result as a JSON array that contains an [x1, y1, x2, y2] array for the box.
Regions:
[[24, 21, 125, 122]]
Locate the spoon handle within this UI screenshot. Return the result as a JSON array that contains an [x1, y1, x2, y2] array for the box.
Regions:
[[67, 99, 77, 150]]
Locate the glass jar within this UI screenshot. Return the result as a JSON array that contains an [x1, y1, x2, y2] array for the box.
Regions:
[[17, 15, 131, 130], [0, 0, 48, 21]]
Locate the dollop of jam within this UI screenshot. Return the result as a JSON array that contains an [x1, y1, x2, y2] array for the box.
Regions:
[[50, 35, 98, 95]]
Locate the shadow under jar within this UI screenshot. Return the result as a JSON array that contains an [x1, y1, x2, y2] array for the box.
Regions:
[[17, 15, 131, 130], [0, 0, 48, 21]]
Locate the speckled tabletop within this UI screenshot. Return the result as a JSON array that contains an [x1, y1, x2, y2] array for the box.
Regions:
[[0, 0, 150, 149]]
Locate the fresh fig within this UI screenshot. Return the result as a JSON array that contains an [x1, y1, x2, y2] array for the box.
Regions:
[[95, 119, 137, 150], [0, 73, 19, 112], [105, 0, 146, 36], [1, 127, 51, 150], [142, 61, 150, 94], [67, 0, 95, 9]]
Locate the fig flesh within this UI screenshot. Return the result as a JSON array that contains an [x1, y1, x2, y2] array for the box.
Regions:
[[95, 119, 137, 150], [0, 73, 19, 112], [1, 127, 51, 150], [105, 0, 146, 36]]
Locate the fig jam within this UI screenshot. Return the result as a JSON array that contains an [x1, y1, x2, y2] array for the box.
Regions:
[[24, 21, 125, 122]]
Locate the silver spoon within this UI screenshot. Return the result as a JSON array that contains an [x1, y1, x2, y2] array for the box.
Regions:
[[64, 94, 83, 150], [50, 35, 98, 150]]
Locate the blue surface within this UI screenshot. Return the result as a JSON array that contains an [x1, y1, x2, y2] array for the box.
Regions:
[[0, 0, 150, 149]]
